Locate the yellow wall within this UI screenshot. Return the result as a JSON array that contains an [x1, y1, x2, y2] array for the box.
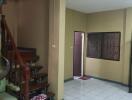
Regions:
[[86, 10, 125, 83], [85, 9, 132, 84], [48, 0, 65, 99], [65, 8, 132, 84], [65, 9, 87, 80], [123, 8, 132, 84], [17, 0, 49, 67]]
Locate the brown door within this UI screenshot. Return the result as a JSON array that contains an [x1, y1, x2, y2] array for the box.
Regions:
[[73, 32, 82, 76]]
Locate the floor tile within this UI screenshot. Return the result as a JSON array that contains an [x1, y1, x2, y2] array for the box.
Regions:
[[64, 78, 132, 100]]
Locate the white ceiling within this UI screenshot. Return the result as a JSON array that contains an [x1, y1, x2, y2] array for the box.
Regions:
[[66, 0, 132, 13]]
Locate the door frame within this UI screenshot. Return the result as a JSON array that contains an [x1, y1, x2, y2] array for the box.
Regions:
[[129, 34, 132, 93], [73, 31, 85, 77]]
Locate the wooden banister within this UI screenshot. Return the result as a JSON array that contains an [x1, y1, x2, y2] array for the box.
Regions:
[[1, 15, 30, 100]]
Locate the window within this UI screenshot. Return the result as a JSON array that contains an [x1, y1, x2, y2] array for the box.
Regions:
[[87, 32, 121, 61]]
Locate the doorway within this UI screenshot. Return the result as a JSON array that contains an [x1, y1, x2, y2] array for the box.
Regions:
[[129, 38, 132, 93], [73, 31, 84, 78]]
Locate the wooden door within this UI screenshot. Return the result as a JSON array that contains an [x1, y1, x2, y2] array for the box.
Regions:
[[73, 32, 82, 76]]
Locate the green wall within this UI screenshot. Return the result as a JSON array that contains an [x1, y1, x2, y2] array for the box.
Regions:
[[65, 9, 87, 80]]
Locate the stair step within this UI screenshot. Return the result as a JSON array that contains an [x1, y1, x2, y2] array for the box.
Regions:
[[30, 92, 55, 100], [17, 47, 36, 62], [31, 73, 48, 78], [30, 65, 43, 70], [47, 92, 55, 97], [29, 83, 49, 92]]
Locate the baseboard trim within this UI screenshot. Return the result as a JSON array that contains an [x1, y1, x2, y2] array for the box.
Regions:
[[87, 75, 128, 87], [64, 77, 73, 83]]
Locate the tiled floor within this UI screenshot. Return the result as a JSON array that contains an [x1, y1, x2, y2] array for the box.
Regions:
[[64, 78, 132, 100]]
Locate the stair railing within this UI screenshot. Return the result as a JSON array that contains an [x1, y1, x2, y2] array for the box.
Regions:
[[1, 15, 30, 100]]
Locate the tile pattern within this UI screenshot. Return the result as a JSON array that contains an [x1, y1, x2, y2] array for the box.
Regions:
[[64, 78, 132, 100]]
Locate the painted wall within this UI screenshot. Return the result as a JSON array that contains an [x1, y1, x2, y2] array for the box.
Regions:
[[65, 9, 87, 80], [3, 0, 18, 43], [85, 10, 126, 83], [65, 8, 132, 84], [2, 0, 49, 67], [48, 0, 65, 99], [17, 0, 49, 67], [123, 8, 132, 84]]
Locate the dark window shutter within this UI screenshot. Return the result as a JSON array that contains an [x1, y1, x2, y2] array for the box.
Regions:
[[102, 32, 120, 60], [87, 32, 120, 61], [87, 33, 102, 58]]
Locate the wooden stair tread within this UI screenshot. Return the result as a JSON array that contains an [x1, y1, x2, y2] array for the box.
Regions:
[[47, 92, 55, 97], [38, 73, 48, 76], [30, 66, 43, 70], [31, 73, 48, 78], [29, 83, 49, 91]]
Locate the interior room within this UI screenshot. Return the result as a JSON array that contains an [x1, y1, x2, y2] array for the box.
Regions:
[[1, 0, 132, 100], [64, 0, 132, 100]]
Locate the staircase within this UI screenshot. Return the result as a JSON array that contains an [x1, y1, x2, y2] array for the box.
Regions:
[[1, 15, 54, 100]]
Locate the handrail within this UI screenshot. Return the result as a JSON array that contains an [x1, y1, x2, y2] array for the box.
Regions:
[[1, 15, 30, 100]]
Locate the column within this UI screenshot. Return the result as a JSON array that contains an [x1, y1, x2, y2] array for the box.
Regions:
[[48, 0, 65, 100]]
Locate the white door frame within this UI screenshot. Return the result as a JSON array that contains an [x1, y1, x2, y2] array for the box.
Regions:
[[81, 33, 84, 76]]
